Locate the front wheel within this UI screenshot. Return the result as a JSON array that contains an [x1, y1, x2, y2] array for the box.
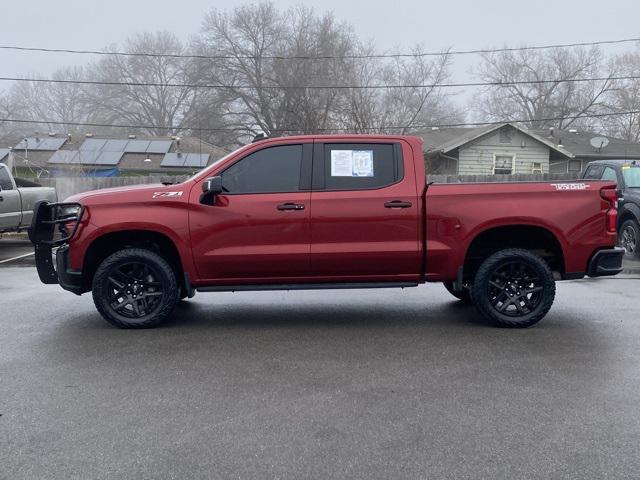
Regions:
[[92, 248, 180, 328], [619, 219, 640, 259], [471, 248, 555, 328]]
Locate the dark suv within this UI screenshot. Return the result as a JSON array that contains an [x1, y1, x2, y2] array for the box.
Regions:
[[583, 160, 640, 258]]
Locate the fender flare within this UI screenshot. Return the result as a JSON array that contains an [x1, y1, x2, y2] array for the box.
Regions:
[[619, 202, 640, 226]]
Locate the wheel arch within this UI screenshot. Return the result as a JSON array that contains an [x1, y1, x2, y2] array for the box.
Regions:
[[619, 203, 640, 229], [462, 224, 566, 282], [82, 229, 186, 293]]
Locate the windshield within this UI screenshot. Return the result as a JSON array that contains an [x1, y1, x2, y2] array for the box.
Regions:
[[622, 166, 640, 188]]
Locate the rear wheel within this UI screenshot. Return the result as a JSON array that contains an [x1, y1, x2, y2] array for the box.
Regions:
[[471, 248, 555, 328], [92, 248, 179, 328], [443, 281, 472, 304], [619, 219, 640, 259]]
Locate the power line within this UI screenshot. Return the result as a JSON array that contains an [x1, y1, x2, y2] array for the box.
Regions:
[[0, 74, 634, 91], [1, 110, 638, 134], [0, 37, 638, 60]]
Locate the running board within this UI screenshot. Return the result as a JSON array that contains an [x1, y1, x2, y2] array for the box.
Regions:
[[197, 282, 418, 293]]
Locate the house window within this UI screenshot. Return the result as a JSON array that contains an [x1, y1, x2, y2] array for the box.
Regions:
[[499, 128, 513, 144], [493, 155, 514, 174], [568, 160, 582, 173], [531, 162, 543, 174]]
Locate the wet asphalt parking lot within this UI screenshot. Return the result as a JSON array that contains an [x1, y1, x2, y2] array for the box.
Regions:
[[1, 264, 640, 479]]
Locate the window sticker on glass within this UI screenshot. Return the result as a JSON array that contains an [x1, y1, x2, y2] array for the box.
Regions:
[[330, 150, 374, 177], [352, 150, 374, 177]]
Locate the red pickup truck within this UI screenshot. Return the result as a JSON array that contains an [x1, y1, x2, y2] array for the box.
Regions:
[[30, 134, 623, 329]]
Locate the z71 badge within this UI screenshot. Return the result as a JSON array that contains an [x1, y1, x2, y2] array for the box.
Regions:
[[153, 191, 183, 198], [550, 183, 590, 191]]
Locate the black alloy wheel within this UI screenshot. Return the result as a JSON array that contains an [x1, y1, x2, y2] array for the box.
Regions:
[[472, 248, 555, 328], [107, 262, 164, 318], [92, 248, 179, 328]]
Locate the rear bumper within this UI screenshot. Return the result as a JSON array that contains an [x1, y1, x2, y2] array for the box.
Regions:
[[587, 247, 625, 277]]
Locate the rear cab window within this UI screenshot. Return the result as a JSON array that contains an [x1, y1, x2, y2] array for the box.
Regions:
[[583, 165, 604, 179], [313, 143, 403, 191], [601, 166, 618, 183]]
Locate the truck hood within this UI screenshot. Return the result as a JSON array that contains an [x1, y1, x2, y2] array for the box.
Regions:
[[65, 183, 189, 205]]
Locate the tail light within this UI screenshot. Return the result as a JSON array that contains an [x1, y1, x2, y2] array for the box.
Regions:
[[600, 186, 618, 234]]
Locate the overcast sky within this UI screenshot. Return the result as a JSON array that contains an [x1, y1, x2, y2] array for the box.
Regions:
[[0, 0, 639, 95]]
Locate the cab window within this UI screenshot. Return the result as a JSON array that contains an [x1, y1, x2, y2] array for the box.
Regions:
[[601, 166, 618, 183], [222, 145, 303, 194], [319, 143, 402, 191], [0, 166, 13, 190]]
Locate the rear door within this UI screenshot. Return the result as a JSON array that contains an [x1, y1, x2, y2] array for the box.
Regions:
[[0, 166, 21, 231], [309, 140, 421, 281]]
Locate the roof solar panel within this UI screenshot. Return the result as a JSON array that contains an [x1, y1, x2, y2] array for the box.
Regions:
[[95, 151, 124, 166], [78, 150, 101, 165], [102, 139, 129, 151], [80, 139, 107, 151], [47, 150, 79, 164], [124, 140, 151, 153], [37, 137, 68, 150], [0, 148, 9, 161], [15, 137, 44, 150], [146, 140, 173, 154], [183, 153, 210, 168], [160, 152, 187, 167]]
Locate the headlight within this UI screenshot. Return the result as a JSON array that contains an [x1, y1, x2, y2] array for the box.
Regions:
[[54, 203, 83, 240]]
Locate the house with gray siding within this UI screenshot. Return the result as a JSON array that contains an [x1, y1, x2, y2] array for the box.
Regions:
[[420, 123, 640, 176]]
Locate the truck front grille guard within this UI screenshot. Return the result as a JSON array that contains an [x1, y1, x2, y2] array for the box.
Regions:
[[29, 201, 84, 247]]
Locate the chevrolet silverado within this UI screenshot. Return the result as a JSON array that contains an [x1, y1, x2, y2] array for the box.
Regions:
[[29, 135, 623, 328]]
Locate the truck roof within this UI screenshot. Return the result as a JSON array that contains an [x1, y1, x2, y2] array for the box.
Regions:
[[252, 134, 424, 143], [586, 159, 640, 166]]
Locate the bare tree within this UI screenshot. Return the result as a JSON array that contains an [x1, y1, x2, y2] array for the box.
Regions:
[[599, 51, 640, 141], [0, 90, 25, 138], [341, 47, 462, 133], [88, 32, 198, 136], [474, 46, 614, 129], [194, 2, 361, 141], [6, 66, 91, 134]]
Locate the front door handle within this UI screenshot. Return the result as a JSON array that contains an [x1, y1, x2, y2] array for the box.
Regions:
[[277, 203, 305, 211], [384, 200, 412, 209]]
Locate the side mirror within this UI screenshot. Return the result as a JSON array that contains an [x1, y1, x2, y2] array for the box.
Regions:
[[200, 176, 223, 205]]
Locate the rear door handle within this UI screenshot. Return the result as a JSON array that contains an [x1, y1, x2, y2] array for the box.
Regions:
[[277, 203, 305, 211], [384, 200, 412, 209]]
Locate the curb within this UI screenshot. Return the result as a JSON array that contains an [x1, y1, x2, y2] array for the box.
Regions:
[[0, 232, 29, 241]]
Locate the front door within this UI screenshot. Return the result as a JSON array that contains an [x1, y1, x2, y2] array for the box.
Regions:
[[190, 143, 312, 283], [309, 141, 421, 281]]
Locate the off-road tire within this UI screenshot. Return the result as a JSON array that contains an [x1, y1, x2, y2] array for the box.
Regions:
[[472, 248, 555, 328], [92, 248, 180, 329], [619, 219, 640, 259], [443, 281, 473, 304]]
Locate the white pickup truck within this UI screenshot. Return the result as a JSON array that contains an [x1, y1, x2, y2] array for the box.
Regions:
[[0, 164, 57, 233]]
